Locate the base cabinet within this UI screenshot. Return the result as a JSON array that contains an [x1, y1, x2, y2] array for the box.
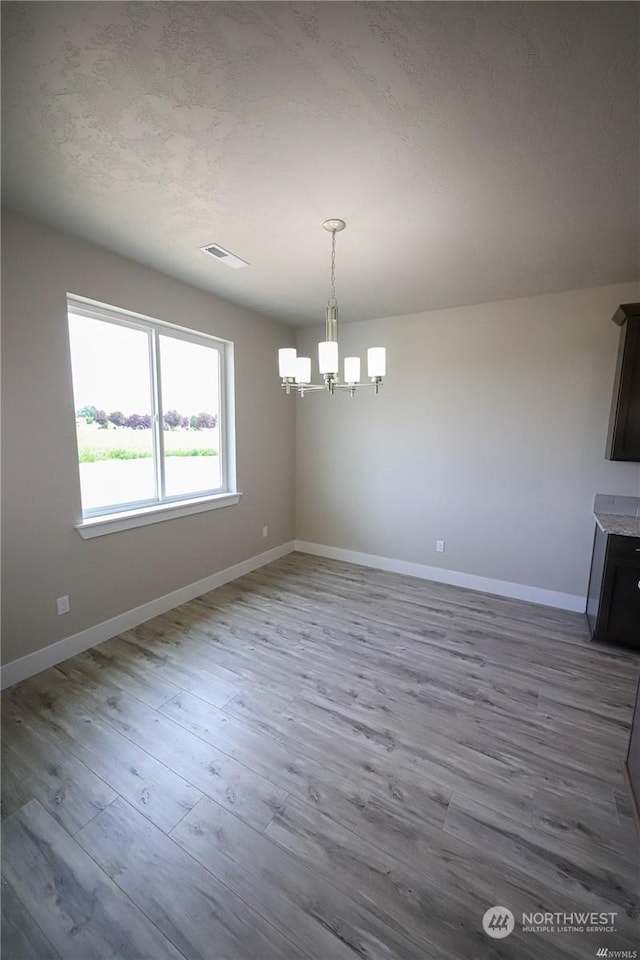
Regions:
[[586, 526, 640, 649]]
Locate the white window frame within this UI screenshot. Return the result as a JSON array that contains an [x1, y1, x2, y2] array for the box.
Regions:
[[68, 294, 240, 539]]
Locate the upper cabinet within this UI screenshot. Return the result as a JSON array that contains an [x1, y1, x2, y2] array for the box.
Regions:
[[607, 303, 640, 462]]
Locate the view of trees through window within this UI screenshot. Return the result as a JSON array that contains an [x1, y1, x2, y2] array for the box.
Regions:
[[68, 309, 224, 515]]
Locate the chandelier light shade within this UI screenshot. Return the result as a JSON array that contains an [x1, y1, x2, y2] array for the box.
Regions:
[[367, 347, 387, 378], [278, 348, 297, 379], [295, 356, 311, 384], [318, 340, 339, 375], [344, 356, 360, 384], [278, 219, 386, 397]]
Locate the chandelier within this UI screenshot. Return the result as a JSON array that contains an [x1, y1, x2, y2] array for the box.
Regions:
[[278, 219, 386, 397]]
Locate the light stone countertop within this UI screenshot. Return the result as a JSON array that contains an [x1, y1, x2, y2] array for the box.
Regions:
[[593, 512, 640, 537], [593, 493, 640, 538]]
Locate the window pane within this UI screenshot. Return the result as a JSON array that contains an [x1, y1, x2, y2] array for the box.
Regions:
[[159, 335, 221, 497], [68, 315, 156, 513]]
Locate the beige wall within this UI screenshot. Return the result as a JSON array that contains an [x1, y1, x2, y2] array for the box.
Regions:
[[3, 210, 638, 669], [1, 211, 296, 665], [295, 283, 640, 600]]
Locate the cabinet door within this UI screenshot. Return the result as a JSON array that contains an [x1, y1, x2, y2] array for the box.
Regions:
[[594, 535, 640, 649], [606, 559, 640, 648], [607, 306, 640, 462]]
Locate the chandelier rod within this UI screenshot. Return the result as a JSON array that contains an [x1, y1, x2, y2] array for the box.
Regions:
[[330, 227, 336, 302], [323, 219, 344, 344]]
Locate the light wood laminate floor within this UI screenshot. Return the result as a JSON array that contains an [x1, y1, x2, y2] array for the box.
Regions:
[[2, 553, 639, 959]]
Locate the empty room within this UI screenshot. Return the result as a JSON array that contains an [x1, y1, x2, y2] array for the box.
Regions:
[[1, 2, 639, 959]]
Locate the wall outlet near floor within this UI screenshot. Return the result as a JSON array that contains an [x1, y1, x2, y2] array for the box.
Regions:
[[262, 526, 269, 539], [436, 540, 445, 553], [56, 595, 70, 615]]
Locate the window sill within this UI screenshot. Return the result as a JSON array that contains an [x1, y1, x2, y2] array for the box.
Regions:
[[75, 492, 242, 539]]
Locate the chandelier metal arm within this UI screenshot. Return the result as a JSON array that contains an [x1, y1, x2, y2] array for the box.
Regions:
[[281, 376, 383, 397]]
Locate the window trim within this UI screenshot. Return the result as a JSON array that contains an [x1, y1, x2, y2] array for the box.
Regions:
[[75, 491, 242, 539], [67, 294, 239, 533]]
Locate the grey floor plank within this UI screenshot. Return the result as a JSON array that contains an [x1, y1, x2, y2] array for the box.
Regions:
[[221, 685, 297, 728], [264, 792, 579, 960], [2, 799, 185, 960], [443, 793, 638, 916], [54, 642, 184, 709], [1, 755, 34, 821], [4, 674, 202, 833], [615, 787, 640, 834], [1, 718, 117, 835], [238, 690, 536, 827], [119, 628, 243, 707], [159, 689, 386, 834], [490, 854, 640, 959], [93, 687, 288, 831], [468, 702, 626, 780], [531, 785, 635, 857], [76, 796, 306, 960], [171, 795, 436, 960], [1, 876, 62, 960], [159, 689, 458, 848]]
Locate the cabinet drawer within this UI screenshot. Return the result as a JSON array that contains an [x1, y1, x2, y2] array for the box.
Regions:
[[607, 534, 640, 562]]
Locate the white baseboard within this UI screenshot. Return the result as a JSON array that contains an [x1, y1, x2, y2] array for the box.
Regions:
[[2, 537, 586, 690], [294, 540, 586, 613], [0, 541, 295, 690]]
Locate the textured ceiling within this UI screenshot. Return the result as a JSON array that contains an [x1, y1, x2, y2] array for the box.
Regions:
[[2, 2, 639, 326]]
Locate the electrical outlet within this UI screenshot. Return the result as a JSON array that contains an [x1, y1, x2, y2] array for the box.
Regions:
[[262, 525, 269, 538], [56, 595, 70, 615], [436, 540, 445, 553]]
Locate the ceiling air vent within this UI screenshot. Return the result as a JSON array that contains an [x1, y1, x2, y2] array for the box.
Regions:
[[200, 243, 249, 269]]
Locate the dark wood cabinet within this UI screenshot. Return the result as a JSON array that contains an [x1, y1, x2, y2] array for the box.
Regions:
[[586, 525, 640, 648], [607, 303, 640, 462]]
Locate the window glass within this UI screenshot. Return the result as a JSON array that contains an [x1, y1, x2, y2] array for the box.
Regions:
[[68, 315, 156, 512], [159, 334, 222, 498], [67, 298, 233, 520]]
